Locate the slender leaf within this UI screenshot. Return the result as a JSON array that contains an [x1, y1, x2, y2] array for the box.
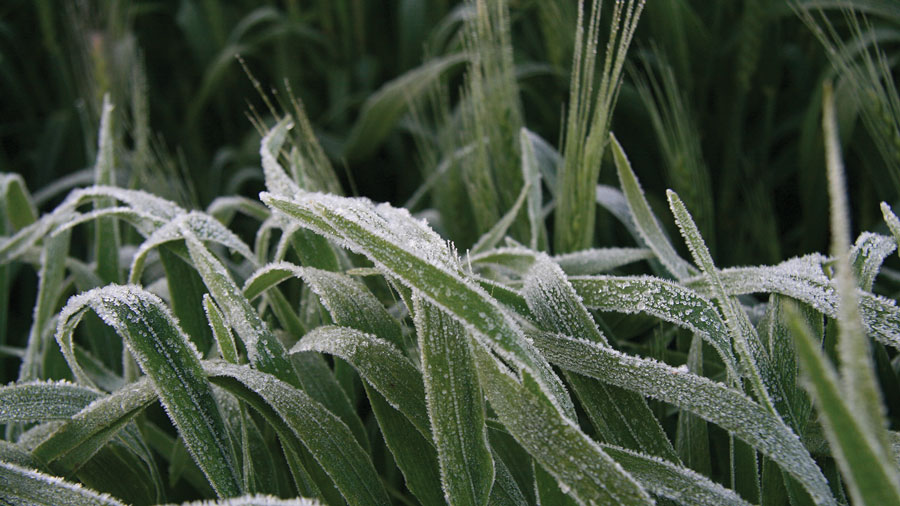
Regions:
[[0, 461, 126, 506]]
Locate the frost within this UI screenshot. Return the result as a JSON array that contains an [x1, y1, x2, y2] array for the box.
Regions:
[[554, 247, 654, 275], [0, 380, 101, 423], [0, 460, 127, 505], [170, 494, 322, 506]]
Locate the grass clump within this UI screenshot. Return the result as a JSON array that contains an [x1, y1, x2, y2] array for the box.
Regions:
[[2, 0, 900, 505]]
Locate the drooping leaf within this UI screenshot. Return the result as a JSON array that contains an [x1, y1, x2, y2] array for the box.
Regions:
[[0, 461, 126, 506], [56, 285, 242, 497]]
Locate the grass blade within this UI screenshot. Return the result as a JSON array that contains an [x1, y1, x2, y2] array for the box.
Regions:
[[291, 326, 429, 438], [56, 285, 242, 497], [173, 495, 322, 505], [472, 342, 653, 505], [0, 461, 126, 506], [0, 173, 38, 231], [0, 380, 101, 422], [205, 361, 391, 506], [414, 298, 494, 506], [532, 331, 836, 506], [93, 95, 121, 286], [610, 134, 696, 279], [262, 190, 574, 419]]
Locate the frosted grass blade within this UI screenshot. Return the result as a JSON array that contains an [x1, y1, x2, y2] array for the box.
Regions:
[[183, 231, 299, 388], [569, 275, 739, 378], [160, 247, 216, 354], [472, 342, 653, 505], [173, 495, 322, 506], [0, 461, 126, 506], [56, 285, 242, 497], [881, 202, 900, 251], [291, 326, 429, 439], [787, 305, 900, 505], [31, 377, 157, 473], [532, 331, 836, 506], [849, 232, 895, 290], [611, 134, 696, 280], [668, 189, 779, 414], [522, 254, 679, 462], [414, 298, 494, 506], [520, 128, 547, 251], [204, 294, 239, 364], [205, 361, 391, 506], [554, 247, 654, 275], [0, 380, 101, 422], [262, 191, 574, 418], [682, 257, 900, 349], [207, 196, 271, 225]]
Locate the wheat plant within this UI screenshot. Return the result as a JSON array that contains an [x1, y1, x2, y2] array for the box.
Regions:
[[2, 0, 900, 505]]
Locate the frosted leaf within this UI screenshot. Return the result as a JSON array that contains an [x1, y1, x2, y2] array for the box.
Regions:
[[204, 361, 390, 505], [52, 206, 166, 238], [207, 196, 271, 224], [0, 380, 101, 423], [169, 494, 322, 506], [56, 284, 241, 497], [470, 180, 531, 255], [0, 460, 127, 505], [554, 247, 654, 275], [65, 185, 185, 221], [611, 137, 698, 280], [533, 331, 836, 506], [263, 191, 575, 418], [291, 325, 429, 438], [684, 255, 900, 350], [130, 211, 256, 283], [413, 297, 493, 505], [260, 118, 302, 198], [850, 231, 896, 290], [570, 275, 739, 379], [596, 184, 639, 239]]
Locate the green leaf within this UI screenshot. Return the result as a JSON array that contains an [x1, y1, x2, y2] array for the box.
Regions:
[[0, 380, 101, 422], [173, 495, 322, 506], [569, 275, 739, 378], [849, 232, 895, 291], [262, 190, 573, 419], [0, 461, 126, 506], [414, 298, 494, 506], [668, 189, 779, 414], [343, 53, 467, 161], [205, 361, 391, 506], [93, 95, 121, 286], [470, 181, 530, 255], [532, 331, 836, 506], [787, 304, 900, 505], [522, 254, 679, 462], [519, 128, 547, 251], [291, 326, 429, 439], [611, 133, 696, 280], [472, 343, 653, 505], [204, 294, 239, 364], [554, 247, 654, 276], [0, 173, 38, 231], [56, 285, 242, 497]]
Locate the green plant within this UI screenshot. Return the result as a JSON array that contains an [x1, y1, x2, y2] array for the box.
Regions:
[[3, 0, 900, 505]]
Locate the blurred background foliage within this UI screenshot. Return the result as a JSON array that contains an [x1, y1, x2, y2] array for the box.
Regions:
[[1, 0, 898, 267]]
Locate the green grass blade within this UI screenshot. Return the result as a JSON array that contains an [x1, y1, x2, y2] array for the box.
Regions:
[[554, 247, 654, 275], [183, 231, 299, 389], [93, 95, 120, 286], [522, 254, 679, 462], [205, 361, 391, 506], [262, 191, 574, 419], [520, 128, 547, 251], [881, 201, 900, 252], [19, 228, 70, 381], [681, 257, 900, 350], [470, 181, 530, 255], [291, 326, 429, 439], [472, 342, 653, 505], [0, 173, 38, 230], [823, 81, 891, 451], [532, 331, 836, 506], [56, 285, 242, 497], [342, 53, 467, 161], [668, 189, 778, 414], [569, 275, 739, 378], [675, 335, 712, 476], [787, 305, 900, 505], [0, 380, 101, 422], [414, 297, 494, 506], [610, 134, 696, 279], [160, 246, 216, 354], [0, 461, 126, 506], [204, 294, 239, 364]]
